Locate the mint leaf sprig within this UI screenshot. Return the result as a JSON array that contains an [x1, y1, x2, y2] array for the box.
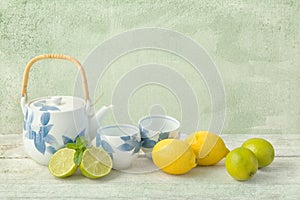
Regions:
[[66, 136, 87, 166]]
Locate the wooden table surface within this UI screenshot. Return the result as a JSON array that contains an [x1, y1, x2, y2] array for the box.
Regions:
[[0, 133, 299, 199]]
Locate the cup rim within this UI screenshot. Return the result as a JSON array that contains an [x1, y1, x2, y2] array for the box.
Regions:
[[97, 124, 140, 137], [138, 115, 180, 133]]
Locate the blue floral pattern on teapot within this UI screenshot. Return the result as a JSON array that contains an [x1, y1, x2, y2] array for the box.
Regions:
[[24, 108, 86, 155], [33, 100, 60, 111]]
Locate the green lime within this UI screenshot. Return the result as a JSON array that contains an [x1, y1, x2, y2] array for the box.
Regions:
[[242, 138, 275, 168], [80, 147, 112, 179], [48, 148, 78, 178], [225, 147, 258, 181]]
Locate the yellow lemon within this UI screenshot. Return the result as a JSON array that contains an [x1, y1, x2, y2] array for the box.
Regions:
[[185, 131, 230, 166], [225, 147, 258, 181], [242, 138, 275, 168], [152, 139, 197, 175]]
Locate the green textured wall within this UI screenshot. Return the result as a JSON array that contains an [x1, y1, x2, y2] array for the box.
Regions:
[[0, 0, 299, 134]]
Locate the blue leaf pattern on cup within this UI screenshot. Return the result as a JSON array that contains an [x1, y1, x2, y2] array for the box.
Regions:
[[120, 135, 131, 141], [142, 138, 156, 148], [158, 132, 169, 141], [117, 143, 135, 151], [96, 134, 101, 147], [100, 140, 114, 159], [97, 128, 141, 164], [133, 141, 141, 154], [118, 134, 141, 153], [126, 140, 139, 147], [101, 140, 114, 153], [140, 128, 149, 138], [107, 152, 113, 159]]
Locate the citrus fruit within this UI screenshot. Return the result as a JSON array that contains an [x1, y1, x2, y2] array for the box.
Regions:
[[152, 139, 197, 175], [242, 138, 275, 168], [48, 148, 78, 178], [185, 131, 229, 166], [80, 147, 112, 179], [225, 147, 258, 181]]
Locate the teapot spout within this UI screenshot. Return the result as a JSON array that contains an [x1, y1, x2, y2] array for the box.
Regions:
[[89, 105, 113, 139]]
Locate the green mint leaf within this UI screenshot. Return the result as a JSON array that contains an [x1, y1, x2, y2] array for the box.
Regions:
[[82, 139, 88, 147], [76, 136, 87, 148], [66, 143, 78, 149], [74, 150, 83, 166], [73, 150, 79, 166], [77, 150, 84, 165]]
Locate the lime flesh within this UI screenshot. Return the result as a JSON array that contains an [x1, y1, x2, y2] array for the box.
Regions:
[[80, 147, 112, 179], [48, 148, 78, 178]]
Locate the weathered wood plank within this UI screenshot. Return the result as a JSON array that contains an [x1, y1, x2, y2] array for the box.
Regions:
[[0, 133, 299, 199], [0, 157, 299, 199]]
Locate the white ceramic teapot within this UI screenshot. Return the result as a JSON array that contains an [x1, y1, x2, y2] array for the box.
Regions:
[[20, 54, 112, 165]]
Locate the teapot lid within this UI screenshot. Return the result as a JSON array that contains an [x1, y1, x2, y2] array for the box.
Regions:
[[29, 96, 85, 112]]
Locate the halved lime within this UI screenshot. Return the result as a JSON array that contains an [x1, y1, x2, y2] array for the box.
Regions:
[[48, 148, 78, 178], [80, 147, 112, 179]]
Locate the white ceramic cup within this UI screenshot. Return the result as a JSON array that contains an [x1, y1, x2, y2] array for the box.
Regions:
[[138, 115, 180, 156], [95, 124, 141, 170]]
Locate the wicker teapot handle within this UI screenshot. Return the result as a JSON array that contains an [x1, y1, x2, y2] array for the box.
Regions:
[[21, 54, 90, 102]]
